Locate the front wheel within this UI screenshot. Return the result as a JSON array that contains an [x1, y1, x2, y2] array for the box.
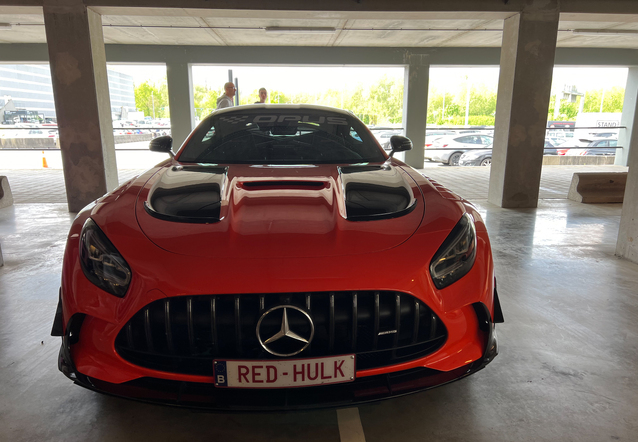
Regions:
[[480, 158, 492, 167], [448, 152, 462, 166]]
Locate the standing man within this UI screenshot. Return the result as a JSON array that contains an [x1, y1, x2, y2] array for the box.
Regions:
[[255, 87, 268, 104], [216, 82, 236, 109]]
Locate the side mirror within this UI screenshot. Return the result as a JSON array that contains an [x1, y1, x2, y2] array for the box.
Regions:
[[149, 136, 174, 157], [389, 135, 413, 158]]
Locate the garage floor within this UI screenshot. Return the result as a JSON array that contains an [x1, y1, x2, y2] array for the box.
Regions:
[[1, 171, 637, 441]]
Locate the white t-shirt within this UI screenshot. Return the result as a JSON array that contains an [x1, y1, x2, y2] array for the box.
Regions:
[[216, 94, 234, 109]]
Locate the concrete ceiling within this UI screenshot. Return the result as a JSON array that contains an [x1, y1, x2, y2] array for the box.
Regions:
[[2, 7, 638, 48]]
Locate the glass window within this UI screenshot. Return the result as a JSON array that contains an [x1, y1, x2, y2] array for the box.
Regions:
[[177, 109, 386, 165]]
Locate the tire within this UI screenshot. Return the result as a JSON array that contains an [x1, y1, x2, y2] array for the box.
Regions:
[[480, 158, 492, 167], [448, 152, 462, 166]]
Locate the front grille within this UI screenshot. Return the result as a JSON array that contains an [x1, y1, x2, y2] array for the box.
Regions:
[[115, 291, 447, 376]]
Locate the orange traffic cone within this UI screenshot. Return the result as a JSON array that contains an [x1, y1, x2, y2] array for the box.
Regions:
[[42, 151, 48, 168]]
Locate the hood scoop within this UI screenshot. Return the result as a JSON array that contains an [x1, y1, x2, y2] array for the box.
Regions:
[[340, 165, 417, 221], [144, 165, 227, 223], [240, 180, 328, 190]]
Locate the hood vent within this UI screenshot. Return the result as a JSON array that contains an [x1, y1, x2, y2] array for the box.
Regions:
[[144, 166, 227, 223], [240, 180, 328, 190], [340, 165, 417, 221]]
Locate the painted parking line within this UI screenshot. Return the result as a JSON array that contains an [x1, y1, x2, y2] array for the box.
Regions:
[[337, 408, 366, 442]]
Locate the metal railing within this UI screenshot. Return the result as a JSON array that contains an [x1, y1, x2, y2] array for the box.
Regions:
[[0, 126, 171, 151]]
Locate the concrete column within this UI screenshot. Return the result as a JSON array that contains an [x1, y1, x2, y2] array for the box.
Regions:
[[402, 55, 429, 169], [43, 3, 117, 213], [166, 62, 195, 150], [616, 73, 638, 262], [616, 68, 638, 167], [488, 6, 559, 208]]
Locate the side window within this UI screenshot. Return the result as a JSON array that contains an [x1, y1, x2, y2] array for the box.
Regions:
[[456, 136, 471, 144], [482, 136, 493, 145], [610, 140, 618, 147]]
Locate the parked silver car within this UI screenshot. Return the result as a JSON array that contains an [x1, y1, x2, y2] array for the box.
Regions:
[[424, 134, 493, 166]]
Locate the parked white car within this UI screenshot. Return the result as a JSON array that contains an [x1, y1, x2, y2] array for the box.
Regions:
[[558, 138, 599, 156]]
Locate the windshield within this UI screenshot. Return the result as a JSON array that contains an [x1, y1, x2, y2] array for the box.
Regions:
[[177, 109, 386, 164]]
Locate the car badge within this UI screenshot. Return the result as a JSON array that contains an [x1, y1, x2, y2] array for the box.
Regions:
[[256, 305, 314, 357]]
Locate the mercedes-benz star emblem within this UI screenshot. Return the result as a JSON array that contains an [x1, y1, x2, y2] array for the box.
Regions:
[[256, 305, 315, 357]]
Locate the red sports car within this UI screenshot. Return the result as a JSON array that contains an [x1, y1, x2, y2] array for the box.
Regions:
[[52, 105, 503, 410]]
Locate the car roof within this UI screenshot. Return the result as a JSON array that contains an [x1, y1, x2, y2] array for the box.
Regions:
[[210, 103, 355, 118]]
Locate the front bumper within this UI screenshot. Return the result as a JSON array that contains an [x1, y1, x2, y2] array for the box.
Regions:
[[58, 322, 498, 411], [56, 299, 500, 411], [423, 150, 451, 163], [458, 158, 482, 166]]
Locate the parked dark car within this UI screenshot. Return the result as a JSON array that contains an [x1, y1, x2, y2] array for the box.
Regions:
[[543, 140, 559, 155], [458, 148, 493, 166], [565, 138, 618, 156], [459, 142, 560, 167]]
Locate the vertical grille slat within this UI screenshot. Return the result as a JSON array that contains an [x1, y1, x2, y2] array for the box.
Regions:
[[351, 292, 358, 352], [429, 312, 438, 340], [305, 293, 313, 352], [164, 299, 174, 354], [210, 297, 217, 356], [234, 295, 242, 354], [186, 297, 196, 354], [328, 292, 335, 353], [373, 291, 380, 349], [412, 300, 420, 344], [116, 291, 447, 376], [126, 322, 134, 349], [144, 308, 154, 353], [392, 293, 401, 355]]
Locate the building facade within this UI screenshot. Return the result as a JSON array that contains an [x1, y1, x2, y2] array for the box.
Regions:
[[0, 64, 135, 123]]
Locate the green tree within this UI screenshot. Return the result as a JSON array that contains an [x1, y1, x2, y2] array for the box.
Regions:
[[193, 85, 222, 119], [367, 76, 403, 124], [469, 86, 497, 117], [582, 88, 624, 113], [134, 80, 169, 118]]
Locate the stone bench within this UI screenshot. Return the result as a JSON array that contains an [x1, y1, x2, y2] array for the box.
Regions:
[[567, 172, 627, 203], [0, 175, 13, 209]]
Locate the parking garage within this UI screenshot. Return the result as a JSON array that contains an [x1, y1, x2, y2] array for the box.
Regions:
[[1, 1, 638, 441]]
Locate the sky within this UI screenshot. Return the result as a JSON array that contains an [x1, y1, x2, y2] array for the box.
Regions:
[[107, 64, 629, 96]]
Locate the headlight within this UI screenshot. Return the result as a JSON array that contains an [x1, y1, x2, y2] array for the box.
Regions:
[[430, 213, 477, 289], [79, 218, 132, 297]]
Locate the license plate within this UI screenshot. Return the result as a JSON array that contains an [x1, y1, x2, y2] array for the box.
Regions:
[[213, 355, 356, 388]]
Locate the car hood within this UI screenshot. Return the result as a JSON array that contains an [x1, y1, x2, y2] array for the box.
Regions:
[[135, 163, 425, 259]]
